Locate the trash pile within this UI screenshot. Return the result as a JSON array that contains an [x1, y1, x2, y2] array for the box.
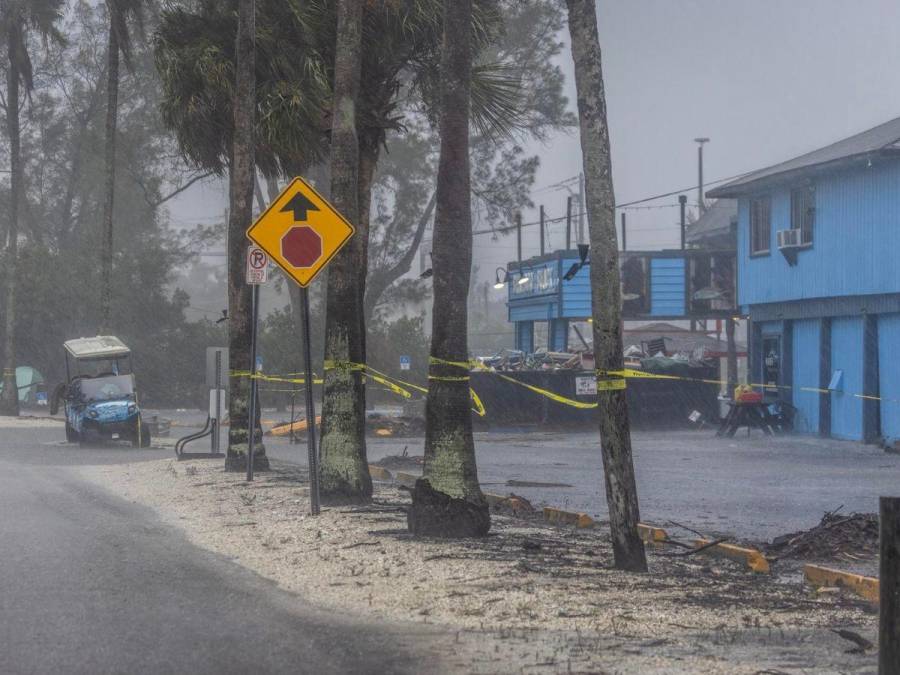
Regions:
[[476, 348, 593, 372], [766, 509, 879, 561]]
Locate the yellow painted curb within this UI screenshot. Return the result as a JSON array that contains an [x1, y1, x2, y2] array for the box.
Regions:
[[368, 465, 392, 481], [804, 564, 879, 603], [694, 539, 771, 574], [543, 506, 595, 529], [484, 492, 534, 514], [637, 523, 668, 545]]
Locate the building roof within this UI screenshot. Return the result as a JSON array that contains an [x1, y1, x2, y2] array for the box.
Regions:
[[686, 199, 737, 247], [64, 336, 131, 359], [708, 116, 900, 198]]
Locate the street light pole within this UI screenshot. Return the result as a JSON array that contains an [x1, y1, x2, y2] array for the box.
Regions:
[[694, 137, 710, 214]]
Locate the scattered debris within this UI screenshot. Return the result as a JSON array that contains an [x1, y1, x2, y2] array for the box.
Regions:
[[768, 509, 878, 561], [506, 479, 573, 488], [831, 628, 874, 653], [373, 447, 425, 471]]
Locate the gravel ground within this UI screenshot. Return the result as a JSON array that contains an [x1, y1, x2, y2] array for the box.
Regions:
[[77, 457, 882, 673]]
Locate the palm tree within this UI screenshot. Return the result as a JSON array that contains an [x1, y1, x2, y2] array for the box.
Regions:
[[565, 0, 646, 572], [407, 0, 490, 537], [223, 0, 271, 472], [0, 1, 65, 417], [155, 0, 520, 495], [317, 0, 372, 503], [99, 0, 145, 332]]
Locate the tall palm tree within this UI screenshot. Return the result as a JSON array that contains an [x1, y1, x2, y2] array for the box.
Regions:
[[223, 0, 270, 472], [317, 0, 372, 503], [0, 0, 65, 417], [565, 0, 646, 572], [99, 0, 144, 332], [407, 0, 490, 537], [155, 0, 520, 492]]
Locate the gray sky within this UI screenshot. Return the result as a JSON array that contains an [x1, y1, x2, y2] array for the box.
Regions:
[[511, 0, 900, 259], [170, 0, 900, 301]]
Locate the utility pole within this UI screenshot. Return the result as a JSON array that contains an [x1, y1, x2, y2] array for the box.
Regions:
[[516, 211, 522, 264], [539, 204, 545, 256], [565, 196, 573, 250], [620, 211, 626, 252], [679, 194, 687, 250], [694, 137, 710, 214]]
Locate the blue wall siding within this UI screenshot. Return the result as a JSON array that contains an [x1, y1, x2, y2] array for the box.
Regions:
[[830, 317, 864, 440], [792, 319, 821, 433], [515, 321, 534, 353], [561, 257, 591, 318], [509, 302, 558, 322], [879, 313, 900, 443], [650, 258, 685, 316], [738, 160, 900, 306]]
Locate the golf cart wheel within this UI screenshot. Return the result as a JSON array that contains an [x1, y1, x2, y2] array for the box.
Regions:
[[65, 423, 79, 444]]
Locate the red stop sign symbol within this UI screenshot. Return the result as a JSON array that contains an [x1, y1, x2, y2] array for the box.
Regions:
[[281, 226, 323, 268]]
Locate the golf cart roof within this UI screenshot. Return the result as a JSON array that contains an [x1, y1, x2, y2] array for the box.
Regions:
[[64, 336, 131, 360]]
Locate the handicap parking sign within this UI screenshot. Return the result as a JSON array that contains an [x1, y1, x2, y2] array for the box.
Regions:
[[399, 355, 411, 371]]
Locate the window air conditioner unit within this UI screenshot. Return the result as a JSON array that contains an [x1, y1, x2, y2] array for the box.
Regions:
[[777, 228, 803, 249], [776, 228, 802, 265]]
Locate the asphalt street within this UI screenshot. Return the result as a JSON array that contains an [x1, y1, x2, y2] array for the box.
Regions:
[[196, 412, 900, 544], [0, 424, 429, 675]]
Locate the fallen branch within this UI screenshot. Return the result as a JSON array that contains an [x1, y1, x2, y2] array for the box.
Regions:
[[342, 541, 382, 550], [659, 538, 728, 558]]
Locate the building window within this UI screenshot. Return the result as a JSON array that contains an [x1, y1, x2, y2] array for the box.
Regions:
[[790, 185, 814, 245], [750, 196, 771, 255]]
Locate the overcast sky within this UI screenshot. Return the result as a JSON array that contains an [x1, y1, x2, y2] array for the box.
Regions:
[[510, 0, 900, 260], [170, 0, 900, 300]]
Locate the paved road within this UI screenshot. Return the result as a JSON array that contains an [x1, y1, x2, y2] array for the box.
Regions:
[[195, 413, 900, 544], [0, 424, 425, 675]]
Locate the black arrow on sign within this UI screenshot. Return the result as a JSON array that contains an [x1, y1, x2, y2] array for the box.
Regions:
[[280, 192, 320, 222]]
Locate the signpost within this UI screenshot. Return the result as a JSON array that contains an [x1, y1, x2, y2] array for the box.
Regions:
[[246, 177, 356, 514]]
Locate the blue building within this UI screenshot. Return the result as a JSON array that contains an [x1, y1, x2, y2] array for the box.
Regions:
[[708, 116, 900, 444], [506, 247, 738, 353]]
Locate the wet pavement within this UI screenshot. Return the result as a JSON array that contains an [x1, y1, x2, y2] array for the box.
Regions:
[[149, 409, 900, 543]]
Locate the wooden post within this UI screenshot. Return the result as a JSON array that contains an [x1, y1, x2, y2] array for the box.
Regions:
[[881, 496, 900, 674]]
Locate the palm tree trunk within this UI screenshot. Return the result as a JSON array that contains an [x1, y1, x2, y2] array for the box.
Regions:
[[99, 12, 119, 333], [225, 0, 268, 472], [408, 0, 489, 538], [0, 21, 21, 417], [319, 0, 372, 504], [566, 0, 646, 571]]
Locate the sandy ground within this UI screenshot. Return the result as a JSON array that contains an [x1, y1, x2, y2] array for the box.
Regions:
[[77, 456, 881, 673]]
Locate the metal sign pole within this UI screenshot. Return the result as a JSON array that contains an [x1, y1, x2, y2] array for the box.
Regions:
[[214, 351, 222, 453], [300, 286, 320, 515], [246, 284, 260, 482]]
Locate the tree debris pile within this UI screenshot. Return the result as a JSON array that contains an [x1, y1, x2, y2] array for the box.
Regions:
[[767, 511, 879, 561]]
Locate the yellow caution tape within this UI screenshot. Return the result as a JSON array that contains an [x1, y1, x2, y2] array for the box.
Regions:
[[598, 379, 627, 391], [494, 373, 598, 409]]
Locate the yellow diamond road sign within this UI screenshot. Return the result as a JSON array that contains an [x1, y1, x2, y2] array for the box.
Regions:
[[246, 176, 355, 288]]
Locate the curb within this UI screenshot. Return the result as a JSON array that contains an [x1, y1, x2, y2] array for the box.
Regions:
[[484, 492, 535, 515], [637, 523, 669, 545], [368, 465, 393, 481], [804, 564, 879, 603], [543, 506, 595, 529], [694, 538, 771, 574]]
